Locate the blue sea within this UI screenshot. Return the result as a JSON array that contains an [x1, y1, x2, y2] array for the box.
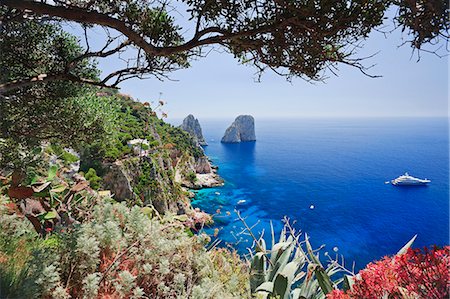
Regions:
[[188, 117, 449, 271]]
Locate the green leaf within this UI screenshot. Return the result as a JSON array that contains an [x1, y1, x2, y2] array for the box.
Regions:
[[250, 252, 267, 292], [315, 266, 334, 295], [47, 165, 58, 181], [273, 273, 289, 298], [51, 185, 67, 193], [38, 210, 58, 221], [33, 190, 50, 197], [305, 233, 322, 266], [343, 275, 354, 292], [141, 206, 154, 218]]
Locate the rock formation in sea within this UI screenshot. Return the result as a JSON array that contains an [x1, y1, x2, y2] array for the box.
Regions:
[[221, 115, 256, 143], [180, 114, 208, 146]]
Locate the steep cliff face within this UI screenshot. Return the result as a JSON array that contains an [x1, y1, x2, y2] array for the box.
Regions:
[[180, 114, 208, 146], [80, 95, 218, 215], [103, 155, 188, 215], [221, 115, 256, 143]]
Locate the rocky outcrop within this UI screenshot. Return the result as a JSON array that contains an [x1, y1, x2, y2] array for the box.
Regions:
[[102, 156, 188, 215], [174, 154, 223, 189], [221, 115, 256, 143], [180, 114, 207, 146], [102, 160, 137, 202], [194, 156, 212, 174]]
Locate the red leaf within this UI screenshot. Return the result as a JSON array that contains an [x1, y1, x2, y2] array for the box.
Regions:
[[8, 186, 34, 199]]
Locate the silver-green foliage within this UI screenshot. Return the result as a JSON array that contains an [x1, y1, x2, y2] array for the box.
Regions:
[[0, 198, 249, 298]]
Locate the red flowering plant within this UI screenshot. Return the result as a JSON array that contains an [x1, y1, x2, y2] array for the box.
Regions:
[[327, 246, 450, 299]]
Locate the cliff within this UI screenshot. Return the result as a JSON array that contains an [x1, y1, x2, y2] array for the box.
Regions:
[[80, 94, 221, 215], [180, 114, 208, 146], [221, 115, 256, 143]]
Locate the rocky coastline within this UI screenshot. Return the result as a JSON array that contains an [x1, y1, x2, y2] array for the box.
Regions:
[[175, 155, 224, 190]]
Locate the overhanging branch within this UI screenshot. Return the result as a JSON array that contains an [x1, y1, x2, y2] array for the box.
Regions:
[[0, 73, 113, 93]]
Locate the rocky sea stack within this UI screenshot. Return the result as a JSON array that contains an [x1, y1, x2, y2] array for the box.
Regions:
[[180, 114, 207, 146], [221, 115, 256, 143]]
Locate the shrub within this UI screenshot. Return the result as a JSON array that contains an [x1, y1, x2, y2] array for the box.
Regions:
[[0, 200, 250, 298], [327, 246, 450, 299], [84, 168, 102, 190], [187, 171, 197, 183]]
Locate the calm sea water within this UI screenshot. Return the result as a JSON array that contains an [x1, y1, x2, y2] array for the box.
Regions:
[[189, 117, 449, 270]]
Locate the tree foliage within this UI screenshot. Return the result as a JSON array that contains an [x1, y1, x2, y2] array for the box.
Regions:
[[0, 0, 448, 92], [0, 18, 119, 170]]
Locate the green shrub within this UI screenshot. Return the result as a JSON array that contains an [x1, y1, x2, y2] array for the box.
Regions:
[[140, 143, 149, 150], [46, 145, 79, 164], [84, 168, 102, 190], [187, 171, 197, 183]]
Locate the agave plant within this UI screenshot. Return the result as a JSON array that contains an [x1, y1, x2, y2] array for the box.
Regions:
[[245, 211, 419, 299], [245, 218, 341, 299]]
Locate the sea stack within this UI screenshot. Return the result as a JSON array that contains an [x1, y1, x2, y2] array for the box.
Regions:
[[221, 115, 256, 143], [180, 114, 207, 146]]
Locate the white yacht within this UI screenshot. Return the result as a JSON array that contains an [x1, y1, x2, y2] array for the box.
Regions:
[[391, 172, 430, 186]]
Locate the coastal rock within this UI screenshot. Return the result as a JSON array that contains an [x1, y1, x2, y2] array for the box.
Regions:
[[174, 154, 223, 189], [221, 115, 256, 143], [195, 156, 212, 174], [180, 114, 207, 146], [102, 160, 136, 202]]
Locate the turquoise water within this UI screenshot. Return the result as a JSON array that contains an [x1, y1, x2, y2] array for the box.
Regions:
[[190, 118, 449, 270]]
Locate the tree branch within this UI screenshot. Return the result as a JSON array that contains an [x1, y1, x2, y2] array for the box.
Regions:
[[0, 73, 113, 93], [2, 0, 160, 55]]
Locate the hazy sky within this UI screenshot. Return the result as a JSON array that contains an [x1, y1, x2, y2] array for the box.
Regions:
[[86, 11, 448, 120]]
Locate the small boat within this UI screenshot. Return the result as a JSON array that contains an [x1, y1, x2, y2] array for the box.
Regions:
[[391, 172, 430, 186]]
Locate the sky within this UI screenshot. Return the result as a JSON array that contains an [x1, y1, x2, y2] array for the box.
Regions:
[[81, 8, 448, 121]]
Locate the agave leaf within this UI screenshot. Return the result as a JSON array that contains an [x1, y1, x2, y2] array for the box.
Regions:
[[297, 276, 318, 299], [279, 225, 287, 243], [269, 243, 294, 281], [396, 234, 417, 256], [305, 234, 322, 266], [273, 273, 289, 299], [293, 271, 306, 284], [271, 241, 291, 254], [343, 275, 354, 291], [255, 281, 274, 293], [270, 221, 276, 248], [250, 252, 267, 292], [258, 238, 267, 252], [281, 261, 301, 281], [291, 288, 305, 299], [315, 266, 333, 295]]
